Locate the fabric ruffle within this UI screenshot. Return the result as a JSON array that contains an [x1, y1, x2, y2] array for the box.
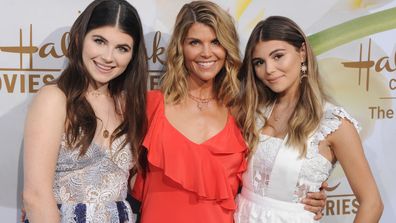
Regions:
[[307, 103, 361, 158], [142, 90, 247, 210]]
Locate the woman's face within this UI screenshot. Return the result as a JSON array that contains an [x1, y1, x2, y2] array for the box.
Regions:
[[82, 26, 134, 87], [252, 40, 305, 95], [182, 22, 226, 85]]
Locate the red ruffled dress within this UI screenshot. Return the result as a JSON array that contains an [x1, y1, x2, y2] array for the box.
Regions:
[[132, 90, 247, 223]]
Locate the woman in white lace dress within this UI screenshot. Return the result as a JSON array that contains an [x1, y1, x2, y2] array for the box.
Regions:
[[234, 16, 383, 222], [23, 0, 148, 222]]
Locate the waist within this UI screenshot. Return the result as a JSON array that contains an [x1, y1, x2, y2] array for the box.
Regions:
[[240, 188, 305, 212], [59, 199, 129, 206], [25, 200, 132, 223]]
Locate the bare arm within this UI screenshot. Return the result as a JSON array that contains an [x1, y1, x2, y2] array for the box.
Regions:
[[329, 119, 383, 223], [23, 85, 66, 223]]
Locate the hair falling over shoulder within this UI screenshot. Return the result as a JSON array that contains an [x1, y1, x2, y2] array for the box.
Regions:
[[236, 16, 329, 157], [56, 0, 148, 162]]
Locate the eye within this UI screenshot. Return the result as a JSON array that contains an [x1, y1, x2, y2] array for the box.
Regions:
[[273, 53, 284, 60], [211, 39, 221, 46], [117, 46, 130, 53], [94, 38, 105, 45], [189, 39, 200, 46], [252, 58, 264, 67]]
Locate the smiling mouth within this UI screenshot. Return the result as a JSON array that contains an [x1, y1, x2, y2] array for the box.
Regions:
[[94, 61, 115, 73], [267, 76, 283, 83], [196, 61, 216, 68]]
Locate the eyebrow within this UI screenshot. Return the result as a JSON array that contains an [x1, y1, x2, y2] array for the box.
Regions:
[[269, 48, 286, 56], [252, 48, 287, 62], [184, 37, 218, 42], [92, 34, 132, 49], [184, 37, 200, 41]]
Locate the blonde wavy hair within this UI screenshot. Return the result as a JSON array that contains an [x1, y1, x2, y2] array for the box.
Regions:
[[161, 1, 241, 106], [236, 16, 329, 157]]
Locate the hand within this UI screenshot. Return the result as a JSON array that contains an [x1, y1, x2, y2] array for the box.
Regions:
[[21, 207, 26, 222], [20, 192, 27, 223], [303, 191, 326, 220], [302, 181, 328, 220]]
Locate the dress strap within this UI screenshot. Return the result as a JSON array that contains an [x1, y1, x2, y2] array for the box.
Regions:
[[267, 138, 303, 202]]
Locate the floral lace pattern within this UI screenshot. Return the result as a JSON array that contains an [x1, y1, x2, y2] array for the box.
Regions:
[[241, 102, 360, 203], [53, 135, 136, 222], [249, 135, 282, 196]]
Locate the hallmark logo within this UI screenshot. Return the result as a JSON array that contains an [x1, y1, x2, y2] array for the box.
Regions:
[[342, 39, 396, 96], [324, 182, 358, 217], [0, 25, 167, 93], [0, 25, 68, 93]]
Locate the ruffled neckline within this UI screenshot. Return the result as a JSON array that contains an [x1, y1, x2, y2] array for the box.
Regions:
[[142, 90, 247, 210]]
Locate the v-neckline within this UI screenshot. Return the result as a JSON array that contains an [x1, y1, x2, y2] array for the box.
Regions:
[[261, 101, 287, 141], [163, 114, 230, 145], [161, 97, 230, 145]]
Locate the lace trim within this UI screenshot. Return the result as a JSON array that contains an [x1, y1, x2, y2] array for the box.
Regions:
[[307, 104, 361, 158]]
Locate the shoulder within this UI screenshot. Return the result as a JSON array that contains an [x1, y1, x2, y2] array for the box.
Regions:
[[322, 103, 363, 151], [25, 84, 67, 137], [147, 90, 163, 106], [147, 90, 163, 101], [146, 90, 164, 121], [306, 102, 361, 158], [322, 102, 360, 133], [31, 84, 66, 109]]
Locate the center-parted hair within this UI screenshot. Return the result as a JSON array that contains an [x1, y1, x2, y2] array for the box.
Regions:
[[160, 0, 241, 107], [236, 16, 328, 156], [56, 0, 148, 161]]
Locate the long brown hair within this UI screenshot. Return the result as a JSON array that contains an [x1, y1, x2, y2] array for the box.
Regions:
[[56, 0, 148, 160], [236, 16, 328, 156]]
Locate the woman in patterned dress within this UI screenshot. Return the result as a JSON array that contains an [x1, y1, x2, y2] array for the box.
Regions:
[[23, 0, 148, 222], [234, 16, 383, 222]]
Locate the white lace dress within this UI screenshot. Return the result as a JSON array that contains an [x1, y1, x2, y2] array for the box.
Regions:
[[52, 135, 136, 223], [234, 103, 360, 223]]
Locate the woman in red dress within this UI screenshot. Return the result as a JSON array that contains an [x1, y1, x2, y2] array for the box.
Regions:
[[132, 1, 326, 222], [133, 2, 245, 222]]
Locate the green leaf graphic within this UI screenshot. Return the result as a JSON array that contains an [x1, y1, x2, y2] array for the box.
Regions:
[[309, 7, 396, 55]]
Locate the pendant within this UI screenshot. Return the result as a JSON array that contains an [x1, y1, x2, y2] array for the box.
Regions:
[[197, 102, 203, 111], [103, 129, 109, 138]]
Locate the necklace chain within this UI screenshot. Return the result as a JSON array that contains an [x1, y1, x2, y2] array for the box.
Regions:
[[88, 90, 110, 97], [87, 90, 111, 138], [269, 101, 296, 134], [187, 93, 214, 111]]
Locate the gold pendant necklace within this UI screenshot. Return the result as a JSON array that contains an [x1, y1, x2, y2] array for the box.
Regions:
[[103, 129, 109, 138], [188, 93, 214, 111], [87, 89, 111, 138], [103, 105, 110, 138]]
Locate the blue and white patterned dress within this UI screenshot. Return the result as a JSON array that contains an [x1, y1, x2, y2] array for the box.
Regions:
[[51, 134, 136, 223]]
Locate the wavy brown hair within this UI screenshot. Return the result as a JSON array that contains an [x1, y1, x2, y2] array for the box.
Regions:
[[55, 0, 148, 161], [160, 0, 241, 106], [236, 16, 328, 156]]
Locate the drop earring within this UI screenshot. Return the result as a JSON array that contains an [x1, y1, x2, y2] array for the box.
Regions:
[[300, 62, 308, 82]]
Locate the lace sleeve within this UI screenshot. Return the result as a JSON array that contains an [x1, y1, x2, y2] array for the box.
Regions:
[[307, 103, 361, 158]]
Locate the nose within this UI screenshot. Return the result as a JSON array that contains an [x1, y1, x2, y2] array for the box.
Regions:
[[101, 47, 114, 63], [200, 44, 212, 58], [265, 61, 276, 75]]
